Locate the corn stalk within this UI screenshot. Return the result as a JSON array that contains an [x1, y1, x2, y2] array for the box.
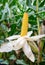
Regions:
[[36, 0, 41, 65]]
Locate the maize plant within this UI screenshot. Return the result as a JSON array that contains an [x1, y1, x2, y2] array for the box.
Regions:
[[0, 0, 45, 65]]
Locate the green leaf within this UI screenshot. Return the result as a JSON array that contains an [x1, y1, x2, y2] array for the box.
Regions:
[[39, 0, 45, 7], [26, 0, 32, 6], [9, 54, 16, 60], [16, 59, 28, 65], [0, 59, 4, 62], [1, 60, 9, 65], [0, 40, 4, 44], [28, 42, 38, 53]]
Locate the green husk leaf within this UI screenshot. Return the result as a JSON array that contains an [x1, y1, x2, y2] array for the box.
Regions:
[[28, 41, 38, 54]]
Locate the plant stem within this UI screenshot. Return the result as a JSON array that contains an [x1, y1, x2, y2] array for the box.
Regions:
[[36, 0, 40, 65], [36, 0, 40, 34]]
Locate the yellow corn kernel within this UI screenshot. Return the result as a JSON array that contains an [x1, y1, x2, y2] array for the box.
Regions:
[[21, 13, 28, 36]]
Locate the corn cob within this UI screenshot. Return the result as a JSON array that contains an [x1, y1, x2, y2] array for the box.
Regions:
[[21, 13, 28, 36]]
